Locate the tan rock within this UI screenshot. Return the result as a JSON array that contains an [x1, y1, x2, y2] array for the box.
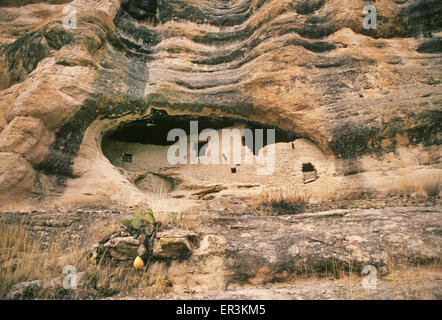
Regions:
[[0, 152, 35, 194], [0, 0, 440, 207], [3, 58, 95, 130], [102, 236, 141, 261], [153, 230, 196, 259], [195, 234, 226, 256], [0, 116, 53, 164], [345, 235, 367, 244], [54, 45, 97, 68]]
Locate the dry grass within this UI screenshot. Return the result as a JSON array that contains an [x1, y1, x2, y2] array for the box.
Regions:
[[0, 218, 46, 296], [79, 260, 169, 299], [134, 262, 169, 298], [89, 219, 123, 244], [252, 187, 310, 214], [153, 211, 205, 230], [154, 211, 186, 228], [251, 183, 370, 214], [124, 204, 204, 231], [251, 171, 440, 214], [421, 175, 442, 197], [0, 216, 171, 299], [391, 173, 441, 198]]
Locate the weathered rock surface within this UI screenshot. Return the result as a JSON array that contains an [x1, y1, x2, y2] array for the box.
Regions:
[[95, 223, 158, 262], [161, 206, 441, 291], [101, 236, 141, 261], [0, 152, 35, 193], [0, 205, 440, 297], [93, 227, 197, 262], [0, 1, 440, 207], [153, 230, 198, 259], [0, 116, 53, 164], [163, 273, 442, 300], [223, 207, 440, 280]]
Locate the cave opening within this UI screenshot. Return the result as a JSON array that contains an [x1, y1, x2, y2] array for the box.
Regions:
[[100, 111, 301, 193], [103, 112, 298, 155]]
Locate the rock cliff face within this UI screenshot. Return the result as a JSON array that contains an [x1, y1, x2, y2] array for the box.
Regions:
[[0, 0, 440, 208]]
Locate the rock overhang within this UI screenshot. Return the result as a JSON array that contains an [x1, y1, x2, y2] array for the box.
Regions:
[[0, 0, 440, 207]]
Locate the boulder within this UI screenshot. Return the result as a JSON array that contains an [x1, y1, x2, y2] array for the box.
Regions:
[[102, 236, 140, 261], [153, 230, 198, 259], [6, 280, 42, 300], [0, 152, 35, 194], [94, 223, 158, 262], [0, 116, 53, 164]]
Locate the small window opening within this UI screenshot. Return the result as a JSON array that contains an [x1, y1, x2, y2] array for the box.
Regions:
[[197, 140, 208, 157], [302, 163, 318, 184], [302, 163, 315, 172], [123, 153, 133, 163], [231, 167, 237, 174]]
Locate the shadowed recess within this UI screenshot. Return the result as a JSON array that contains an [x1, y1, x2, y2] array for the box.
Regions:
[[102, 112, 300, 155]]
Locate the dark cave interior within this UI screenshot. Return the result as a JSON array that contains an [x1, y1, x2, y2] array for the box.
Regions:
[[102, 112, 299, 156]]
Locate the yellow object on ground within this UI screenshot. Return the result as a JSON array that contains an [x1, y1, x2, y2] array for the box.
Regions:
[[134, 256, 144, 270]]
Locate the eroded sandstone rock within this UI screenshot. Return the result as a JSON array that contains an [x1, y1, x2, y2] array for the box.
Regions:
[[0, 0, 439, 207], [0, 116, 53, 164], [102, 236, 140, 261], [94, 223, 158, 262], [153, 230, 198, 259], [0, 152, 35, 194]]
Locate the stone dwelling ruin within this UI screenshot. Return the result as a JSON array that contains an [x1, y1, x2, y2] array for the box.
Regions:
[[101, 114, 327, 198]]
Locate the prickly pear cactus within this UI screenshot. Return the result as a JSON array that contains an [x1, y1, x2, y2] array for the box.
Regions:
[[122, 208, 156, 230]]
